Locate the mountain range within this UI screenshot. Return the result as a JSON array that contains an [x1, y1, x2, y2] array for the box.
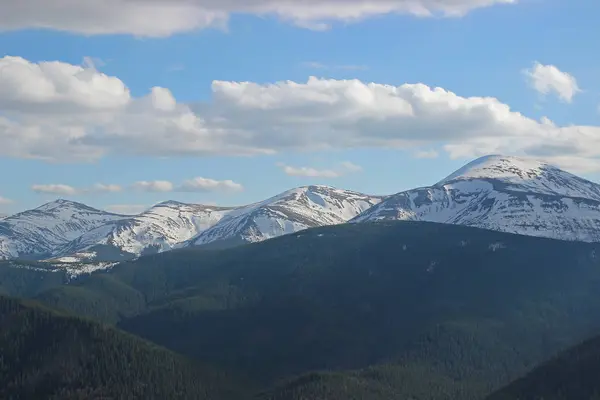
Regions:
[[3, 154, 600, 271]]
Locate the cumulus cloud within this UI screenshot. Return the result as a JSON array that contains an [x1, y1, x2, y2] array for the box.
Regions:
[[0, 196, 13, 205], [278, 161, 362, 178], [30, 177, 241, 196], [132, 178, 243, 193], [31, 184, 79, 196], [0, 0, 516, 37], [92, 183, 122, 193], [31, 183, 122, 195], [179, 177, 244, 193], [3, 56, 600, 172], [132, 181, 175, 193], [523, 62, 581, 103], [414, 150, 439, 159]]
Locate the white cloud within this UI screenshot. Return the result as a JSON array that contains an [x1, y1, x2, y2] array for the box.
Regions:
[[0, 196, 13, 205], [0, 56, 130, 111], [133, 178, 243, 193], [179, 177, 244, 193], [132, 181, 175, 193], [4, 56, 600, 173], [279, 161, 362, 178], [92, 183, 123, 193], [414, 150, 439, 159], [31, 183, 122, 195], [0, 0, 517, 37], [105, 204, 149, 215], [523, 62, 581, 103], [30, 177, 241, 196], [31, 184, 78, 196]]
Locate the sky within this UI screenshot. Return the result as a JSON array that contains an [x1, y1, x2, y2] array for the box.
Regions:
[[1, 0, 599, 215]]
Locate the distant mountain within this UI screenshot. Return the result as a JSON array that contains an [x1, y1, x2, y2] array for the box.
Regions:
[[29, 221, 600, 400], [0, 296, 246, 400], [487, 333, 600, 400], [191, 185, 382, 246], [54, 200, 234, 262], [353, 155, 600, 242], [0, 186, 380, 265], [0, 200, 124, 260], [6, 155, 600, 264]]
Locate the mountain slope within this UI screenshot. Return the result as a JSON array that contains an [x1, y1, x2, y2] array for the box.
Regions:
[[192, 185, 381, 246], [487, 333, 600, 400], [353, 155, 600, 242], [31, 221, 600, 400], [55, 201, 234, 262], [0, 296, 247, 400], [0, 200, 125, 260]]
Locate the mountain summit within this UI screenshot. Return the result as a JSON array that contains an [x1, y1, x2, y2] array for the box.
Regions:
[[436, 155, 600, 199], [0, 200, 124, 260], [353, 155, 600, 242], [192, 185, 382, 246], [54, 201, 235, 262]]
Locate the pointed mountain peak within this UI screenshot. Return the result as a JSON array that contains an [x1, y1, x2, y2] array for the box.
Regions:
[[153, 200, 189, 207], [35, 198, 87, 210], [436, 155, 559, 186], [33, 199, 118, 215]]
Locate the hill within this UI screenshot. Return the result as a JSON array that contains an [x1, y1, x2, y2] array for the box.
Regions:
[[27, 220, 600, 399], [486, 333, 600, 400], [0, 295, 247, 400]]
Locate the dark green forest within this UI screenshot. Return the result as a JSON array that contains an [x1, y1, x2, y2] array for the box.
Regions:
[[487, 333, 600, 400], [0, 296, 247, 400], [3, 221, 600, 399]]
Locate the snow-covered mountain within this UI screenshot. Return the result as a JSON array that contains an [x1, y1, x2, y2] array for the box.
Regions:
[[352, 155, 600, 242], [191, 185, 382, 246], [54, 201, 235, 262], [0, 199, 125, 260], [7, 155, 600, 266]]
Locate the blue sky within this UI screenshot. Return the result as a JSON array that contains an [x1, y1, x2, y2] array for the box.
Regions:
[[1, 0, 599, 214]]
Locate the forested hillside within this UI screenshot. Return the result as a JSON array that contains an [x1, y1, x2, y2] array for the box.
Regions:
[[0, 296, 247, 399], [15, 221, 600, 399], [487, 333, 600, 400]]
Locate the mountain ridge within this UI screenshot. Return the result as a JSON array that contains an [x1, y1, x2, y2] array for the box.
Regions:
[[4, 155, 600, 265], [0, 199, 125, 260], [353, 155, 600, 242], [191, 185, 383, 246]]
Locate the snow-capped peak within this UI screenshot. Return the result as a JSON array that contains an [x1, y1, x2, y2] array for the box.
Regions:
[[54, 200, 236, 261], [353, 154, 600, 243], [436, 155, 600, 201], [35, 198, 90, 211], [0, 200, 125, 260], [192, 185, 382, 246], [437, 155, 550, 184]]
